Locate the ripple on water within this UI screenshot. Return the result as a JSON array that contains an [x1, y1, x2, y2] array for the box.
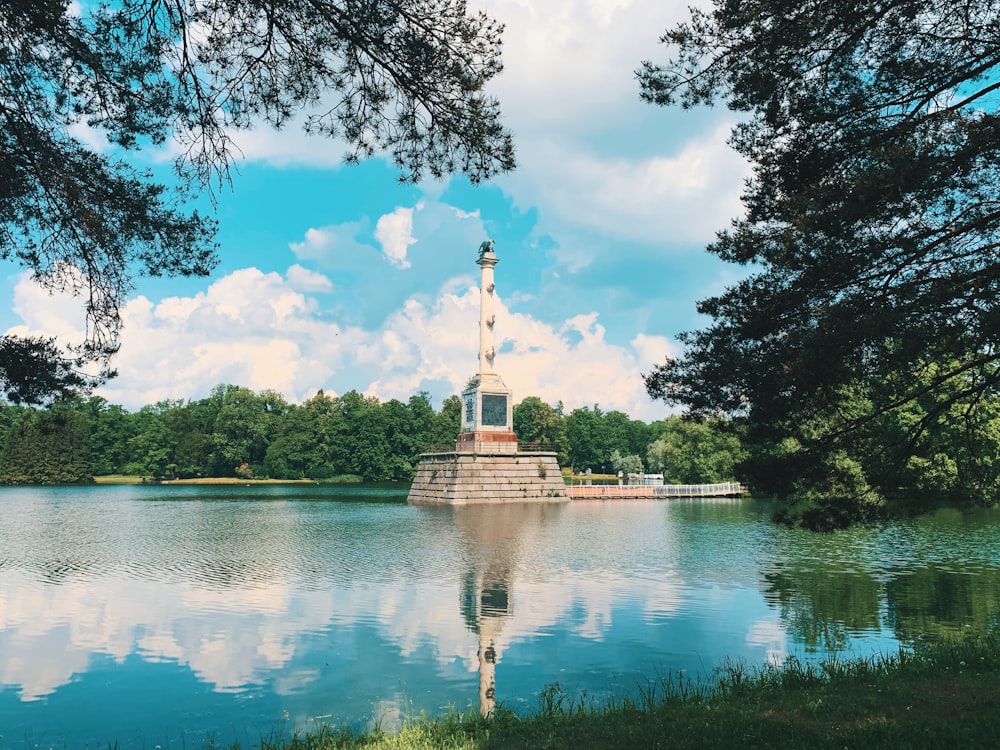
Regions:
[[3, 487, 1000, 749]]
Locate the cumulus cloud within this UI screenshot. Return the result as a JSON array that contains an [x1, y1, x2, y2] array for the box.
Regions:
[[503, 123, 747, 252], [359, 283, 676, 420], [286, 263, 335, 292], [7, 266, 674, 420], [374, 206, 418, 269]]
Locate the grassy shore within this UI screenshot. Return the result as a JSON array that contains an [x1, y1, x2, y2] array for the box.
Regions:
[[242, 636, 1000, 750], [94, 475, 363, 485]]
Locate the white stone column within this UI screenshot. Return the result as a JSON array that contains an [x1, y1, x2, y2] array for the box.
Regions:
[[477, 247, 498, 373]]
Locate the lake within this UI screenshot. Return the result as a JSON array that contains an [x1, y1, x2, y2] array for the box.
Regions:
[[2, 485, 999, 749]]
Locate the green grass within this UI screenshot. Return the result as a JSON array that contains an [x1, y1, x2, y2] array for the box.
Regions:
[[93, 475, 364, 485], [236, 636, 1000, 750], [94, 474, 144, 484]]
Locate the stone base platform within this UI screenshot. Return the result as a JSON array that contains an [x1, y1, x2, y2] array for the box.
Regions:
[[407, 451, 568, 505]]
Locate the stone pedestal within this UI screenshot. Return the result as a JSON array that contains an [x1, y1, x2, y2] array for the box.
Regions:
[[408, 452, 567, 504]]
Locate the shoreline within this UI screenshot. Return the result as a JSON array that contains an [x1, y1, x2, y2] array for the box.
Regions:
[[93, 475, 363, 485], [84, 636, 1000, 750]]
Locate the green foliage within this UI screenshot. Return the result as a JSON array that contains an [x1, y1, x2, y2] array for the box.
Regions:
[[513, 396, 569, 463], [609, 449, 643, 476], [0, 406, 93, 484], [0, 387, 744, 487], [427, 395, 462, 450], [208, 386, 289, 476], [641, 1, 1000, 525], [1, 0, 513, 404], [122, 404, 185, 479], [564, 405, 652, 473], [646, 416, 745, 484], [84, 398, 137, 475]]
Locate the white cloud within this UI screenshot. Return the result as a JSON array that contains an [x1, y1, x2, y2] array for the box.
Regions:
[[7, 267, 89, 349], [8, 266, 673, 420], [286, 263, 334, 292], [487, 0, 681, 123], [288, 226, 337, 260], [362, 283, 676, 420], [227, 118, 351, 167], [374, 206, 418, 269], [503, 124, 747, 251]]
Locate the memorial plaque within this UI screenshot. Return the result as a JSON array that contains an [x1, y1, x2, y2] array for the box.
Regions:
[[481, 394, 508, 427], [464, 392, 476, 425]]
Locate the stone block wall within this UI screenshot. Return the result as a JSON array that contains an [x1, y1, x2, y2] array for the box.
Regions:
[[407, 451, 568, 504]]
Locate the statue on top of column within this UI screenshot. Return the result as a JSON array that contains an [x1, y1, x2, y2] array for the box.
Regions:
[[478, 239, 495, 258]]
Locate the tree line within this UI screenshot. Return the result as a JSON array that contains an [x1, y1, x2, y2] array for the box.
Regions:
[[0, 387, 746, 485]]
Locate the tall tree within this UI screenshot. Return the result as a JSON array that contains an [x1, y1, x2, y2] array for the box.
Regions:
[[335, 390, 391, 481], [565, 405, 604, 472], [640, 1, 1000, 523], [427, 394, 462, 449], [83, 397, 136, 475], [0, 405, 93, 483], [125, 405, 177, 479], [2, 0, 514, 402], [646, 416, 745, 485], [208, 386, 288, 476], [513, 396, 569, 465]]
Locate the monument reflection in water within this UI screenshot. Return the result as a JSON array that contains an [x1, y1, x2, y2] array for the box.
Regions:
[[453, 502, 557, 717]]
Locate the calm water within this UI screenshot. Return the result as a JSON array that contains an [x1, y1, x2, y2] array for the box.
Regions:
[[2, 485, 1000, 749]]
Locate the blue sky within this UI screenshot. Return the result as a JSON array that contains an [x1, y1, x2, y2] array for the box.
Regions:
[[3, 0, 749, 421]]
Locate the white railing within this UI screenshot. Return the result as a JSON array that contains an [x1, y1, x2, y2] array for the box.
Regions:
[[567, 482, 743, 499], [653, 482, 743, 497]]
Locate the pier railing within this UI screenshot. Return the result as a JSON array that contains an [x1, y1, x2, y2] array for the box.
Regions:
[[567, 482, 743, 499], [654, 482, 743, 497]]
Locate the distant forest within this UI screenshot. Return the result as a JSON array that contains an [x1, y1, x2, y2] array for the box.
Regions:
[[0, 385, 746, 485]]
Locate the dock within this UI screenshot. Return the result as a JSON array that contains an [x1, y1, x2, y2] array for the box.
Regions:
[[566, 482, 744, 500]]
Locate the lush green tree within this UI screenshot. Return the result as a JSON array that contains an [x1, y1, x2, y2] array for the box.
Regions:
[[646, 416, 746, 485], [263, 402, 310, 480], [640, 0, 1000, 521], [600, 411, 631, 460], [264, 390, 350, 479], [208, 386, 289, 477], [566, 405, 654, 473], [565, 405, 604, 472], [0, 405, 93, 483], [427, 394, 463, 449], [2, 0, 514, 402], [406, 392, 437, 451], [0, 402, 31, 462], [124, 406, 177, 479], [513, 396, 569, 464], [163, 403, 210, 478], [335, 390, 391, 481], [759, 361, 1000, 528], [83, 397, 136, 476], [609, 449, 643, 477], [381, 398, 419, 480]]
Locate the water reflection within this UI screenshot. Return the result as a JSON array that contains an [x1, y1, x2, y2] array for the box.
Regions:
[[756, 506, 1000, 653], [3, 488, 1000, 749], [762, 569, 884, 652], [887, 567, 1000, 643], [452, 503, 562, 716]]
